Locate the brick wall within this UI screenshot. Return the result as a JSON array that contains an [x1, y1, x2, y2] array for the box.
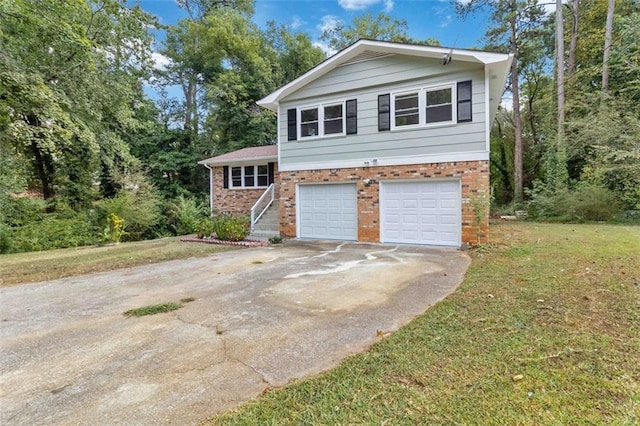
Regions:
[[278, 160, 489, 245], [212, 164, 280, 215]]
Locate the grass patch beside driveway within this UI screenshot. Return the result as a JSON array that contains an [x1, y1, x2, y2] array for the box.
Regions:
[[0, 237, 237, 286], [207, 223, 640, 425]]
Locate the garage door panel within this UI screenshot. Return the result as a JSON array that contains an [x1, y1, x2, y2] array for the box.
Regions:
[[299, 184, 357, 241], [381, 180, 461, 246]]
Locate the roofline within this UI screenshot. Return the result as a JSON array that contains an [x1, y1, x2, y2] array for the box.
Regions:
[[198, 155, 278, 166], [257, 39, 513, 111]]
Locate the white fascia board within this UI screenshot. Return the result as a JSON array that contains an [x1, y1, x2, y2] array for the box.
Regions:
[[257, 39, 513, 111], [198, 156, 277, 166], [486, 53, 514, 124], [277, 151, 489, 172]]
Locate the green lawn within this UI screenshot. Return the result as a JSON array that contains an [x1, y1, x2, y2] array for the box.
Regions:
[[0, 238, 237, 286], [206, 222, 640, 425]]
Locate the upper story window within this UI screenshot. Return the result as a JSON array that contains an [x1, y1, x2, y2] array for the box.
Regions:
[[298, 102, 345, 139], [394, 92, 419, 127], [425, 87, 453, 123], [287, 100, 357, 141], [390, 83, 456, 130]]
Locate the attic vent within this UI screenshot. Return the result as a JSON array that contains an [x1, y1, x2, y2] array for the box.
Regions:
[[339, 51, 395, 66]]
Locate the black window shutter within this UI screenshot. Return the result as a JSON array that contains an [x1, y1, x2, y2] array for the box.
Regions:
[[287, 109, 297, 141], [223, 166, 229, 189], [378, 94, 390, 131], [457, 80, 473, 123], [346, 99, 358, 135], [268, 162, 275, 185]]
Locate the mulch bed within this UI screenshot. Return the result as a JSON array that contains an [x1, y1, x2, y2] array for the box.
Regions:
[[180, 236, 269, 247]]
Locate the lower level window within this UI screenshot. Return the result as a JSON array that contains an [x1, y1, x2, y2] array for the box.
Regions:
[[230, 165, 269, 188]]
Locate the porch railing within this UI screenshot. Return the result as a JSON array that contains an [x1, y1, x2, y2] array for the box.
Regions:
[[250, 183, 275, 232]]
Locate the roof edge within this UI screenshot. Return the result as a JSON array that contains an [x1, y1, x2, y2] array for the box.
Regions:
[[257, 39, 513, 111]]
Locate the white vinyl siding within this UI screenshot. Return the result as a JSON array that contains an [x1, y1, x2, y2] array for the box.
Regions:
[[380, 180, 461, 246], [278, 55, 486, 170]]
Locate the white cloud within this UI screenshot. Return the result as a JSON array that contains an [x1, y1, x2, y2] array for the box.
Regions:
[[440, 14, 452, 28], [151, 51, 172, 70], [338, 0, 393, 12], [537, 0, 555, 15], [290, 16, 304, 30], [313, 41, 337, 57], [317, 15, 342, 34]]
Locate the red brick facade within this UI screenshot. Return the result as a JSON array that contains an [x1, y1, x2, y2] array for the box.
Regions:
[[278, 160, 490, 246], [211, 164, 280, 215]]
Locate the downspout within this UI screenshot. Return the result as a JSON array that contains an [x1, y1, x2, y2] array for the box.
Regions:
[[203, 163, 214, 216]]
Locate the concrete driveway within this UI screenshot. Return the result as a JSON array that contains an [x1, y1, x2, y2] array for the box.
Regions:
[[0, 241, 470, 425]]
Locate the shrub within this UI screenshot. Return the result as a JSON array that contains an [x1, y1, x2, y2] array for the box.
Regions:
[[195, 217, 215, 239], [103, 213, 127, 244], [94, 188, 161, 241], [0, 196, 47, 227], [268, 235, 283, 244], [212, 213, 249, 242], [0, 223, 12, 254], [526, 182, 623, 222], [9, 214, 99, 252], [168, 195, 207, 235]]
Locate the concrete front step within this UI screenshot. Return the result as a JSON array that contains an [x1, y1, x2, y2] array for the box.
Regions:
[[249, 231, 280, 241], [252, 200, 279, 235]]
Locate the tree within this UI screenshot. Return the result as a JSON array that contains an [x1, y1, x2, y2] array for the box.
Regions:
[[567, 0, 580, 81], [1, 0, 158, 208], [265, 21, 326, 86], [456, 0, 546, 204], [602, 0, 615, 91], [321, 12, 414, 52]]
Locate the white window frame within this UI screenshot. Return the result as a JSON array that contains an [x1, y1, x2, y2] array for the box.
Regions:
[[297, 100, 346, 139], [228, 164, 269, 189], [390, 82, 457, 131]]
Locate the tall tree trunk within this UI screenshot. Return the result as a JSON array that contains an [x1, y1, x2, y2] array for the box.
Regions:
[[602, 0, 615, 91], [30, 141, 55, 201], [568, 0, 579, 81], [557, 0, 565, 146], [510, 12, 524, 204]]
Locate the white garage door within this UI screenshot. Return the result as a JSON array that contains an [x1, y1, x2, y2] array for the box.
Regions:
[[380, 180, 461, 246], [299, 184, 357, 240]]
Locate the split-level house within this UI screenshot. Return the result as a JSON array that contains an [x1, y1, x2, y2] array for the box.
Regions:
[[198, 39, 513, 247]]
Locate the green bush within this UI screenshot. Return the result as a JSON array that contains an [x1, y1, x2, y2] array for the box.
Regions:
[[0, 223, 12, 254], [94, 188, 161, 241], [195, 217, 215, 239], [526, 182, 623, 222], [9, 214, 99, 252], [168, 195, 207, 235], [212, 213, 249, 242], [0, 196, 47, 227]]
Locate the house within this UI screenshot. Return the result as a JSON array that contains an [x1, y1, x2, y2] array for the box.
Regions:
[[199, 39, 513, 246]]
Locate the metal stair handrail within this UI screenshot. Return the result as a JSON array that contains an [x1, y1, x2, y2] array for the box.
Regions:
[[250, 183, 275, 232]]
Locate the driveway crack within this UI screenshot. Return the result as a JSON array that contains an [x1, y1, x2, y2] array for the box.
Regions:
[[220, 335, 272, 388]]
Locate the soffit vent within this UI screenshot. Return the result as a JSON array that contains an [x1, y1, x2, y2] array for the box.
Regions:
[[339, 51, 396, 67]]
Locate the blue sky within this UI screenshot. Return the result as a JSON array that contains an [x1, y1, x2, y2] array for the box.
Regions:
[[136, 0, 491, 54]]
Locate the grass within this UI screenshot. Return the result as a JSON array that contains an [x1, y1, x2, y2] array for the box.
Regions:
[[205, 222, 640, 425], [0, 237, 237, 286], [124, 302, 183, 317], [124, 298, 195, 317]]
